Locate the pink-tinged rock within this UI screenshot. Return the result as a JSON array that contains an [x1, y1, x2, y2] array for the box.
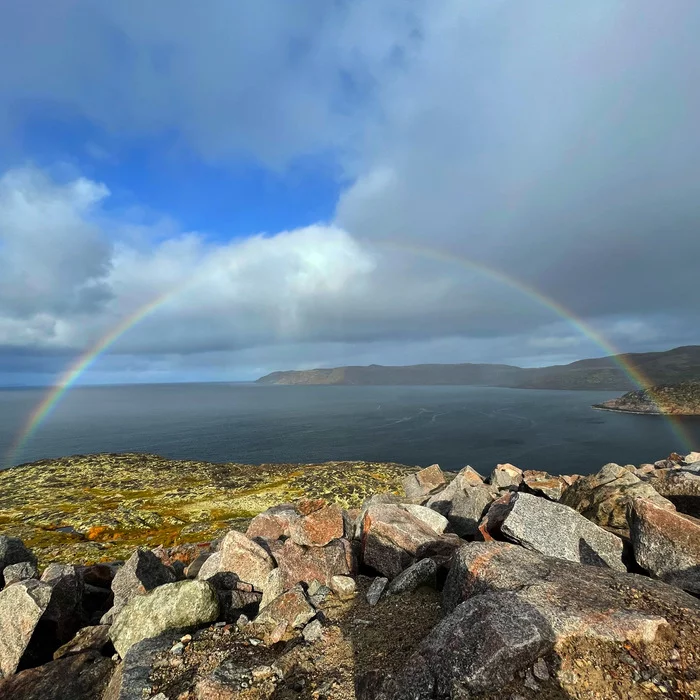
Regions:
[[276, 538, 355, 589], [628, 497, 700, 594], [152, 542, 210, 570], [253, 584, 315, 641], [521, 470, 568, 501], [477, 491, 516, 541], [402, 465, 447, 499], [218, 531, 276, 592], [246, 504, 300, 542], [297, 499, 328, 516], [290, 504, 344, 547], [361, 504, 446, 578]]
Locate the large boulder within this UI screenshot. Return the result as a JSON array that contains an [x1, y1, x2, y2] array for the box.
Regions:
[[628, 497, 700, 594], [560, 462, 675, 531], [360, 504, 449, 579], [489, 492, 626, 570], [109, 579, 219, 657], [402, 464, 446, 500], [275, 538, 355, 588], [426, 466, 498, 537], [0, 579, 52, 678], [246, 504, 300, 541], [0, 536, 36, 588], [642, 468, 700, 517], [217, 531, 276, 591], [0, 650, 115, 700], [2, 561, 39, 586], [289, 503, 344, 547], [104, 549, 176, 622]]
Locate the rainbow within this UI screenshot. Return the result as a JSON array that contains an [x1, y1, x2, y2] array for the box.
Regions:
[[377, 240, 697, 452], [6, 241, 695, 467], [5, 287, 179, 468]]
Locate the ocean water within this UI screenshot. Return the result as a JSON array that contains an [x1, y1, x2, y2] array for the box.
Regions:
[[1, 383, 699, 474]]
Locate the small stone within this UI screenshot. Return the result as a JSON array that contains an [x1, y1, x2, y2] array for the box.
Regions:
[[330, 575, 356, 600], [302, 619, 324, 643], [0, 537, 36, 589], [532, 658, 549, 681], [180, 634, 192, 643], [366, 577, 388, 606], [170, 642, 185, 655], [387, 558, 437, 595]]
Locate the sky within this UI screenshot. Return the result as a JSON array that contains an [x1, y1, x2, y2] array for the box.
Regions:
[[1, 0, 699, 386]]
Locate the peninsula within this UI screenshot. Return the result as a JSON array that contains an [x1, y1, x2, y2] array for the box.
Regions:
[[594, 381, 700, 416]]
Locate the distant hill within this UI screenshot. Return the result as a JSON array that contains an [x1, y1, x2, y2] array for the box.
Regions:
[[256, 345, 700, 391], [594, 381, 700, 415]]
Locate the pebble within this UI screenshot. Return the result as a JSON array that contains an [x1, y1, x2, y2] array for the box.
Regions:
[[532, 658, 549, 681], [170, 642, 185, 655], [180, 634, 192, 643], [249, 637, 263, 646]]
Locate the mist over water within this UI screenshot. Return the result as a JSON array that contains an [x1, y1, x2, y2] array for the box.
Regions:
[[2, 383, 698, 474]]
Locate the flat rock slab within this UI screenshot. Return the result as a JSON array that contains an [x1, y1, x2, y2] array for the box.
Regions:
[[0, 579, 52, 678], [0, 650, 115, 700], [110, 580, 219, 657], [629, 497, 700, 594], [498, 492, 626, 570]]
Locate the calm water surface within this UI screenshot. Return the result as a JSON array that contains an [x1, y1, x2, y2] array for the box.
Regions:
[[1, 383, 698, 474]]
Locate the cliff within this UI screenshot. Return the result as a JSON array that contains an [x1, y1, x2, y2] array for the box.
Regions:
[[594, 381, 700, 415], [256, 344, 700, 390]]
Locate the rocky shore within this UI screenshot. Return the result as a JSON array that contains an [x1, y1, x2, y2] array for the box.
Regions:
[[1, 452, 699, 699], [594, 381, 700, 415]]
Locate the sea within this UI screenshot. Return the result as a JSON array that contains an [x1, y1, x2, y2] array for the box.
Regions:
[[1, 383, 699, 474]]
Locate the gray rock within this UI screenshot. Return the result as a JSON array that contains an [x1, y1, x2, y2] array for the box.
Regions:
[[0, 536, 36, 588], [53, 625, 112, 660], [0, 650, 115, 700], [399, 504, 449, 534], [109, 580, 219, 657], [41, 564, 85, 642], [387, 558, 437, 595], [561, 463, 675, 530], [259, 568, 285, 610], [389, 592, 551, 699], [184, 552, 211, 579], [489, 463, 523, 491], [498, 492, 625, 570], [366, 577, 389, 606], [426, 466, 497, 537], [105, 549, 176, 622], [217, 588, 262, 622], [2, 561, 39, 586], [628, 497, 700, 593], [643, 468, 700, 517], [0, 579, 52, 677], [302, 618, 324, 643], [330, 575, 356, 600]]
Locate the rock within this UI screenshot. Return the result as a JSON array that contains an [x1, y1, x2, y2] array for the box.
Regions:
[[0, 579, 52, 677], [402, 465, 446, 499], [109, 580, 219, 657], [194, 656, 275, 700], [0, 536, 36, 588], [302, 618, 324, 643], [389, 592, 551, 698], [196, 551, 223, 581], [361, 504, 447, 578], [366, 576, 388, 606], [307, 581, 332, 608], [560, 462, 675, 530], [78, 563, 118, 589], [217, 531, 276, 591], [40, 564, 85, 642], [643, 468, 700, 516], [185, 552, 212, 579], [628, 497, 700, 593], [330, 575, 356, 600], [106, 549, 177, 621], [259, 568, 285, 610], [521, 470, 567, 501], [2, 561, 39, 586], [275, 537, 354, 588], [53, 624, 112, 660], [490, 463, 523, 491], [426, 466, 497, 537], [444, 541, 697, 638], [399, 504, 449, 534], [0, 650, 115, 700], [218, 589, 262, 622], [253, 584, 315, 638], [246, 504, 300, 541], [477, 491, 516, 541], [685, 451, 700, 464], [495, 492, 626, 570], [289, 503, 344, 547], [387, 558, 437, 595]]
